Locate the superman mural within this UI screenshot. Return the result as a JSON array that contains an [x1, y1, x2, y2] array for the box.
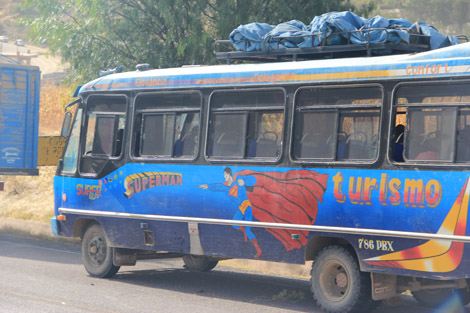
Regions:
[[200, 168, 328, 258]]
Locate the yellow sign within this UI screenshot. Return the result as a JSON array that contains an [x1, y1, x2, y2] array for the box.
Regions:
[[38, 136, 66, 166]]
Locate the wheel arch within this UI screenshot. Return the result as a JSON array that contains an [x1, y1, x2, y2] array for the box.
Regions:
[[73, 218, 98, 238], [305, 235, 358, 263]]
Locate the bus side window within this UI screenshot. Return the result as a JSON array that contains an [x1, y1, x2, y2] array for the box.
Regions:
[[404, 108, 456, 162], [209, 113, 246, 158], [133, 92, 202, 160], [392, 82, 470, 164], [85, 114, 119, 156], [207, 89, 285, 160], [293, 111, 336, 159], [138, 112, 200, 158], [292, 86, 382, 162], [248, 112, 283, 158], [392, 124, 405, 162], [456, 124, 470, 162], [174, 125, 199, 157], [140, 113, 175, 157], [113, 116, 126, 157]]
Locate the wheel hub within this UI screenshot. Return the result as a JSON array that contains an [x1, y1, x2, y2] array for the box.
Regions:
[[88, 235, 106, 265], [335, 272, 348, 288], [319, 261, 350, 301]]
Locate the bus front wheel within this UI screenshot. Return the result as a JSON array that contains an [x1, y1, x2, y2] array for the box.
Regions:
[[311, 246, 373, 313], [81, 223, 120, 278], [183, 255, 218, 272]]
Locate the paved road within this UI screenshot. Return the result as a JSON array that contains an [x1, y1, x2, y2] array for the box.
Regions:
[[0, 233, 467, 313], [0, 41, 29, 54]]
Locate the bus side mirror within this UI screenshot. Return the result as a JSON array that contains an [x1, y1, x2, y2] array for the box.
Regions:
[[61, 112, 72, 137]]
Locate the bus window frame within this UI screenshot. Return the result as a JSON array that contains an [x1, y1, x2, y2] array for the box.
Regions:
[[78, 93, 129, 178], [290, 83, 384, 166], [139, 112, 176, 158], [60, 103, 83, 177], [83, 113, 121, 158], [389, 80, 470, 167], [130, 90, 203, 162], [204, 87, 286, 164]]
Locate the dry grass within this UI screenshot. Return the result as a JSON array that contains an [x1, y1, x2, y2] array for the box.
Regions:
[[39, 84, 75, 135], [0, 166, 56, 223], [220, 259, 312, 279]]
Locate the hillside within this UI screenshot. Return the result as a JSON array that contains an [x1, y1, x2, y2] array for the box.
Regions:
[[0, 0, 28, 40]]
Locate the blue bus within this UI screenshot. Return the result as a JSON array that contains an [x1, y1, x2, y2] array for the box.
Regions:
[[52, 41, 470, 312]]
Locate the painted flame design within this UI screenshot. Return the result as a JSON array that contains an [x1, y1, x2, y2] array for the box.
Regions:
[[364, 178, 470, 273]]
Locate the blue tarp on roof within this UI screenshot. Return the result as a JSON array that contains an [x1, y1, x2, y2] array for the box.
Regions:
[[229, 11, 459, 52]]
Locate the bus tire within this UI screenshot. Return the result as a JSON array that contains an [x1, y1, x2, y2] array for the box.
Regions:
[[183, 255, 218, 272], [81, 223, 120, 278], [458, 287, 470, 305], [311, 246, 372, 313], [412, 288, 455, 307]]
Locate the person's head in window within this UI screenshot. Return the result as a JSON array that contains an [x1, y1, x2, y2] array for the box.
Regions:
[[394, 124, 405, 143]]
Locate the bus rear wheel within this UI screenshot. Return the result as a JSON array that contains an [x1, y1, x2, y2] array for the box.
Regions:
[[311, 246, 373, 313], [183, 254, 218, 272], [81, 223, 120, 278], [412, 287, 470, 307]]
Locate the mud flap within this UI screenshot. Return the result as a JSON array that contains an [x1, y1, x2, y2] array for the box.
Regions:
[[371, 273, 397, 300], [113, 248, 137, 266]]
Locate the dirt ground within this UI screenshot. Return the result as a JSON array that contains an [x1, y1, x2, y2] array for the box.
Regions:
[[22, 44, 66, 78]]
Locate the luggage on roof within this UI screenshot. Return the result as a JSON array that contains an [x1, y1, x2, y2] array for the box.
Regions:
[[215, 11, 463, 64]]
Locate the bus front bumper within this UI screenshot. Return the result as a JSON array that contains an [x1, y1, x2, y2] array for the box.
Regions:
[[50, 216, 59, 236]]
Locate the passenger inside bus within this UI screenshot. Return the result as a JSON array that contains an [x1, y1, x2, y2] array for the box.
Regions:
[[393, 124, 405, 162]]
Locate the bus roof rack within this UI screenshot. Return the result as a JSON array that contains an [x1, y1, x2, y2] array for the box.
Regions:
[[215, 28, 433, 64]]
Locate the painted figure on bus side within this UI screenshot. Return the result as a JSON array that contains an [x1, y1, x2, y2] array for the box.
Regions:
[[200, 168, 329, 258], [199, 167, 262, 258]]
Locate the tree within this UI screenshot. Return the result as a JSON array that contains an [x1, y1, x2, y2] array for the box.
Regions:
[[402, 0, 469, 35], [211, 0, 375, 40], [23, 0, 213, 81], [372, 0, 469, 36], [22, 0, 374, 82]]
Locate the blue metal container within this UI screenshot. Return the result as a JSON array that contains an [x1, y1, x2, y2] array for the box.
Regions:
[[0, 58, 40, 175]]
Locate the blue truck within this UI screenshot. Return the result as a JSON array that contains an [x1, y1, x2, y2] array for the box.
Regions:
[[0, 54, 40, 175]]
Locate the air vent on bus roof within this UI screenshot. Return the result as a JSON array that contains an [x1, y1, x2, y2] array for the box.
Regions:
[[136, 64, 151, 71]]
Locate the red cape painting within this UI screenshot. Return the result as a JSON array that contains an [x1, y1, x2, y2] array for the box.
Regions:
[[233, 169, 328, 250]]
